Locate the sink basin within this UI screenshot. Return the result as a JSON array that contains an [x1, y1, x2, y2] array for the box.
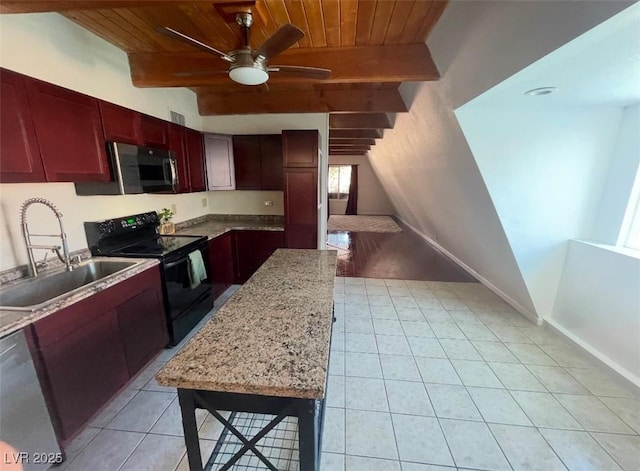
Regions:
[[0, 260, 138, 311]]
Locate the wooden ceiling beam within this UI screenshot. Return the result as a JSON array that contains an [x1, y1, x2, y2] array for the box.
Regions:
[[330, 144, 370, 150], [330, 129, 383, 139], [0, 0, 243, 14], [329, 150, 368, 156], [197, 89, 407, 115], [128, 43, 438, 87], [329, 138, 376, 146], [329, 113, 392, 129]]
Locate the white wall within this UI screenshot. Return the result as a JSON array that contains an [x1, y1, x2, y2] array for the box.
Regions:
[[593, 104, 640, 244], [207, 191, 283, 216], [552, 241, 640, 383], [0, 182, 209, 271], [369, 82, 538, 318], [456, 105, 623, 317], [368, 1, 634, 320], [328, 155, 394, 215], [0, 13, 209, 271], [202, 114, 330, 248], [428, 0, 633, 109], [0, 13, 201, 128]]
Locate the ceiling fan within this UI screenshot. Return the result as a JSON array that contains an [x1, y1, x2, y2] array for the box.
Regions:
[[157, 12, 331, 86]]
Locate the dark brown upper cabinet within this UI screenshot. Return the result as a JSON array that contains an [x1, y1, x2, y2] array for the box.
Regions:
[[26, 77, 110, 182], [232, 134, 283, 191], [100, 101, 142, 145], [0, 69, 45, 183], [140, 114, 169, 149], [185, 128, 206, 192], [282, 130, 318, 168]]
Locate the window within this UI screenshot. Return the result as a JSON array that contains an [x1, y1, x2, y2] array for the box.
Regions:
[[328, 165, 351, 200]]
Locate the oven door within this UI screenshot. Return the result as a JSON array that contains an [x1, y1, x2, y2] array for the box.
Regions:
[[162, 246, 211, 322]]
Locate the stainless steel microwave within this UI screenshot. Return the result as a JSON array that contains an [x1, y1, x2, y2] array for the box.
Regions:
[[75, 141, 177, 195]]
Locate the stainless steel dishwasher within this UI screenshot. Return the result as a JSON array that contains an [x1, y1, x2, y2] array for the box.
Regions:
[[0, 330, 62, 470]]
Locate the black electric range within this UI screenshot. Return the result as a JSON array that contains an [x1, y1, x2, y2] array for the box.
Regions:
[[84, 212, 213, 346]]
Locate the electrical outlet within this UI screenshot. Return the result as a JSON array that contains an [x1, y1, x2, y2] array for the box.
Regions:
[[170, 204, 177, 215], [264, 200, 273, 207], [201, 198, 208, 208]]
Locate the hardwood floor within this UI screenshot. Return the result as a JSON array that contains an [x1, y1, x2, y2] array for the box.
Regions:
[[328, 218, 477, 281]]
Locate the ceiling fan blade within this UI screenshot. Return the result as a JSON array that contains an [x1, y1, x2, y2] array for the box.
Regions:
[[254, 24, 304, 60], [268, 65, 331, 79], [156, 26, 235, 63], [173, 70, 228, 77]]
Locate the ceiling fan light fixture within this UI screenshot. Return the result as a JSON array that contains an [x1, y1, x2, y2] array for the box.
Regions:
[[229, 65, 269, 85]]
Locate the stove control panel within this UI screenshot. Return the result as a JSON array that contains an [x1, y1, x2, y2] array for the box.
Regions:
[[84, 212, 159, 248]]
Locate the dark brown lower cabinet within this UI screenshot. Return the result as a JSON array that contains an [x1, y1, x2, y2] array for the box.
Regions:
[[29, 266, 167, 443], [234, 231, 285, 283], [208, 231, 236, 299]]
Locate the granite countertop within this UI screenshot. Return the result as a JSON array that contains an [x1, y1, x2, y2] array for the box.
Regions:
[[175, 217, 284, 240], [0, 257, 159, 337], [156, 249, 338, 400]]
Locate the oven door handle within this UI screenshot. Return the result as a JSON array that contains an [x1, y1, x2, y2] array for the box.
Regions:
[[164, 257, 188, 269]]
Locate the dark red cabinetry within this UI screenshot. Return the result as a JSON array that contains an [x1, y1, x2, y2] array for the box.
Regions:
[[282, 130, 318, 167], [208, 232, 235, 299], [26, 78, 110, 182], [29, 267, 167, 442], [234, 230, 285, 283], [140, 114, 169, 149], [232, 136, 261, 190], [283, 130, 318, 249], [168, 124, 189, 193], [232, 135, 283, 190], [185, 128, 206, 192], [100, 101, 142, 145], [260, 135, 284, 190], [0, 69, 45, 183], [117, 285, 168, 376]]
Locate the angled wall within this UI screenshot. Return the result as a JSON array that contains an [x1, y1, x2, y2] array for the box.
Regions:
[[368, 0, 632, 320]]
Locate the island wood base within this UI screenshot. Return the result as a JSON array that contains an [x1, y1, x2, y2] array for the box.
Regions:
[[178, 388, 325, 471]]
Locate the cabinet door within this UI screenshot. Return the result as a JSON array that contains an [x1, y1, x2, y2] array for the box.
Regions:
[[234, 230, 285, 283], [233, 136, 261, 190], [284, 168, 318, 249], [100, 101, 142, 145], [26, 78, 110, 182], [169, 124, 189, 193], [186, 128, 206, 192], [205, 133, 235, 190], [234, 231, 255, 283], [140, 115, 169, 149], [117, 284, 168, 376], [38, 309, 128, 441], [208, 232, 235, 299], [260, 134, 283, 190], [282, 130, 318, 167], [0, 69, 45, 183]]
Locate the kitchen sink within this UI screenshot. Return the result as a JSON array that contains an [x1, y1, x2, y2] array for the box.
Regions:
[[0, 260, 138, 311]]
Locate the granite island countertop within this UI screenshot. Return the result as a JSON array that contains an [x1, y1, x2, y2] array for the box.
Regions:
[[0, 257, 160, 337], [156, 249, 337, 399], [175, 216, 284, 240]]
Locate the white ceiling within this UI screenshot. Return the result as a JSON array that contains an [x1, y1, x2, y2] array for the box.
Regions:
[[463, 2, 640, 108]]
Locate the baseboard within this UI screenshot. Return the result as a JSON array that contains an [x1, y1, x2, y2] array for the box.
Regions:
[[545, 318, 640, 389], [397, 216, 541, 325]]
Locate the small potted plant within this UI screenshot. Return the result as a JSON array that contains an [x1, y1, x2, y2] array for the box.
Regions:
[[158, 207, 175, 234]]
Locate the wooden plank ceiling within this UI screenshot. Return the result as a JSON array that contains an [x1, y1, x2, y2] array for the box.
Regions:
[[2, 0, 449, 155]]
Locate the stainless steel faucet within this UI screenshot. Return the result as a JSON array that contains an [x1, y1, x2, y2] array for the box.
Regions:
[[20, 198, 73, 276]]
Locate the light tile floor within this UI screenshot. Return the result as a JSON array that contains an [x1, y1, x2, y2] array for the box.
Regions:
[[57, 279, 640, 471]]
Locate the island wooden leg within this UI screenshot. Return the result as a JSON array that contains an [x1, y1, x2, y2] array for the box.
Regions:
[[298, 399, 321, 471], [178, 389, 203, 471]]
